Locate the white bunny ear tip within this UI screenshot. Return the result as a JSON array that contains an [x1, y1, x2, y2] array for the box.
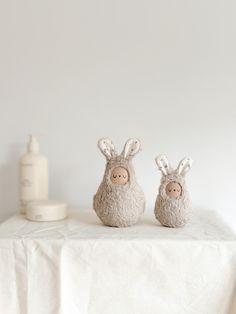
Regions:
[[155, 154, 169, 166], [155, 154, 170, 176], [155, 154, 167, 162], [188, 158, 193, 166], [177, 157, 193, 175], [97, 138, 117, 160], [122, 138, 141, 159], [98, 137, 111, 145], [126, 138, 141, 146], [183, 157, 193, 167], [97, 138, 113, 150]]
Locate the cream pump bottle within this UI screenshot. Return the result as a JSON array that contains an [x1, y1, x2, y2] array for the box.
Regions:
[[19, 135, 49, 214]]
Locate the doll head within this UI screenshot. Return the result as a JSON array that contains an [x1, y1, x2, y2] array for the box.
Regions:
[[98, 138, 141, 187], [155, 155, 193, 200]]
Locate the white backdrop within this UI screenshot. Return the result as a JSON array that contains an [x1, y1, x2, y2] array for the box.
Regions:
[[0, 0, 236, 230]]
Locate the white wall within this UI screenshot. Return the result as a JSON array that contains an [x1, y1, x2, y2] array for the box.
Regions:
[[0, 0, 236, 230]]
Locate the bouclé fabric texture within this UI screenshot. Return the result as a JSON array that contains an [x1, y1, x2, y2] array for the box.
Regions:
[[154, 155, 193, 228], [93, 138, 145, 227], [155, 173, 190, 227]]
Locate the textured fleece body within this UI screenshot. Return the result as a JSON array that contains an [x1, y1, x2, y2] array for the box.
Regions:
[[94, 157, 145, 227], [154, 173, 191, 228]]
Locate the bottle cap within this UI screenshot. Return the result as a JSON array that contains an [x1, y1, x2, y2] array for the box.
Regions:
[[27, 134, 39, 153]]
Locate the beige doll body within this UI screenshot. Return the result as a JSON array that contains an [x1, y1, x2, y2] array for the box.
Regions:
[[93, 138, 145, 227], [154, 155, 193, 228]]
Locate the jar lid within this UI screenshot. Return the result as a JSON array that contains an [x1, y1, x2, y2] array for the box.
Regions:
[[26, 200, 67, 222], [28, 200, 67, 211]]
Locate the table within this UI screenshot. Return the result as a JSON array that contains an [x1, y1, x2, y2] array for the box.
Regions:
[[0, 209, 236, 314]]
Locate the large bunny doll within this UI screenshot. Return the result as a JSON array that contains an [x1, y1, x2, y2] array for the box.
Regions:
[[93, 138, 145, 227], [154, 155, 193, 228]]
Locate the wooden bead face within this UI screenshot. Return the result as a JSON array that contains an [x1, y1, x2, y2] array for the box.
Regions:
[[166, 181, 182, 199], [111, 167, 129, 185]]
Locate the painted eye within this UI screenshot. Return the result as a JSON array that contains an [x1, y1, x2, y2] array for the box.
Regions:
[[113, 175, 117, 178], [119, 175, 121, 177], [169, 190, 172, 192]]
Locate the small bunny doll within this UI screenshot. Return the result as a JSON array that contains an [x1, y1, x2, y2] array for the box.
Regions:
[[154, 155, 193, 228], [93, 138, 145, 227]]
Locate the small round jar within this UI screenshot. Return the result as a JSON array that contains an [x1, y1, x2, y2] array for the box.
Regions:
[[26, 200, 67, 222]]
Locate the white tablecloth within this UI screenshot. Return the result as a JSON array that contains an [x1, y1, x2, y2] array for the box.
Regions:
[[0, 209, 236, 314]]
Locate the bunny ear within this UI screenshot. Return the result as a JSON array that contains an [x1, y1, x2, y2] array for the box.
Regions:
[[98, 138, 117, 160], [155, 154, 171, 176], [122, 138, 141, 159], [176, 157, 193, 176]]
